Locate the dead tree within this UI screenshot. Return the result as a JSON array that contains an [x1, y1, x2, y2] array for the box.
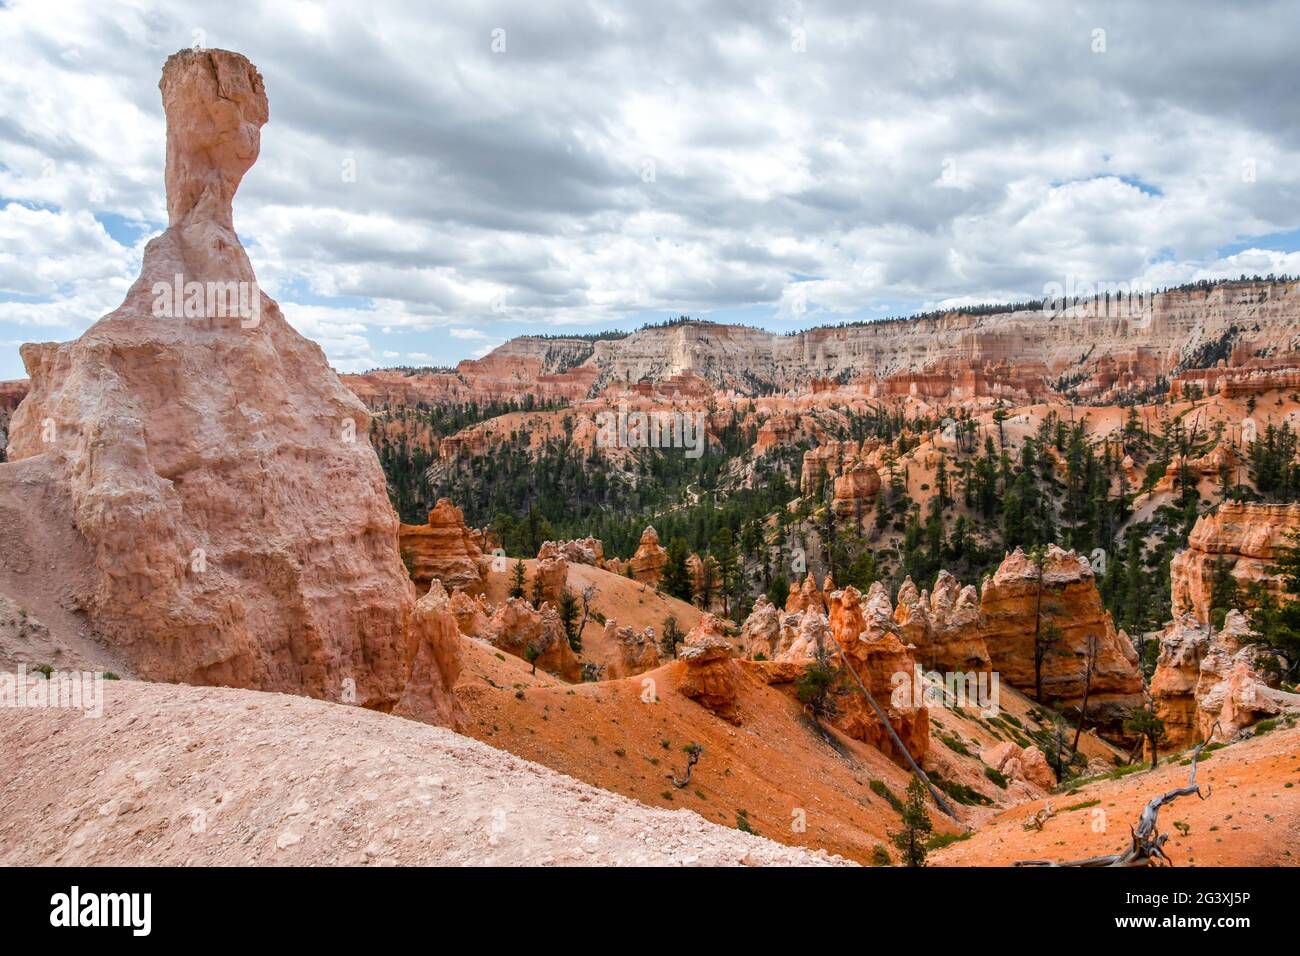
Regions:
[[668, 743, 702, 789], [1015, 724, 1219, 867], [1072, 634, 1099, 753], [575, 583, 598, 637], [825, 631, 960, 821]]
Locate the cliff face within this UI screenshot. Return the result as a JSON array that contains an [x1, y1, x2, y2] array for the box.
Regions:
[[542, 284, 1300, 397], [343, 336, 600, 408], [827, 583, 929, 766], [4, 50, 462, 727], [979, 546, 1143, 729], [398, 498, 487, 595], [1152, 611, 1300, 748], [1171, 502, 1300, 623]]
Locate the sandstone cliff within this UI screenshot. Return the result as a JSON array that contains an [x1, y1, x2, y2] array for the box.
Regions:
[[1151, 610, 1300, 748], [445, 281, 1300, 401], [979, 546, 1143, 730], [1171, 502, 1300, 623], [3, 50, 462, 727]]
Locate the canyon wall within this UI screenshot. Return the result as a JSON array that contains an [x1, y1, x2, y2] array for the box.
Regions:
[[343, 335, 600, 408], [1171, 502, 1300, 623], [576, 283, 1300, 396]]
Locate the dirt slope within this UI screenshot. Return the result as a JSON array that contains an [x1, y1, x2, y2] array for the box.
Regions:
[[0, 456, 129, 677], [933, 724, 1300, 866], [458, 654, 936, 863], [456, 639, 1128, 863], [0, 679, 848, 866]]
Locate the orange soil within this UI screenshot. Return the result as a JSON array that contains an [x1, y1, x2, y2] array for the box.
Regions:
[[934, 724, 1300, 866], [454, 621, 1128, 864], [457, 650, 941, 864]]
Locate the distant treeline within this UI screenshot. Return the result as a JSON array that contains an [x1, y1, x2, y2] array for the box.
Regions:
[[799, 273, 1300, 335]]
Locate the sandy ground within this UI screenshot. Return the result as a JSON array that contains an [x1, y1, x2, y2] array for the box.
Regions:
[[0, 679, 849, 866], [933, 724, 1300, 866], [0, 456, 130, 677]]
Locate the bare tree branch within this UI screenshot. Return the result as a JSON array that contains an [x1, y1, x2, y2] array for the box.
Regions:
[[1015, 723, 1220, 867]]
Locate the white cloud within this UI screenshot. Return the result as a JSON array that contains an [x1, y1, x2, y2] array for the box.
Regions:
[[4, 0, 1300, 376]]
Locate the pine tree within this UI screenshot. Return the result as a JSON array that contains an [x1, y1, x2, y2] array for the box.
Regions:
[[509, 559, 526, 599], [1124, 702, 1168, 770], [710, 527, 741, 616], [1208, 556, 1240, 628], [660, 615, 683, 658], [889, 777, 934, 867], [767, 574, 790, 609], [662, 538, 693, 602], [559, 588, 582, 651], [1246, 532, 1300, 681]]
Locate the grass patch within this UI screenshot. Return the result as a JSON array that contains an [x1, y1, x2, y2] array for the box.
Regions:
[[928, 770, 993, 807], [926, 831, 972, 851], [869, 779, 903, 813], [1062, 798, 1101, 812], [937, 730, 972, 757]]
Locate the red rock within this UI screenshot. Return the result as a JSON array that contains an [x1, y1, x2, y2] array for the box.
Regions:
[[392, 582, 467, 728], [1171, 502, 1300, 623], [831, 457, 881, 523], [4, 49, 461, 727], [533, 541, 570, 606], [895, 572, 990, 673], [785, 574, 824, 613], [601, 619, 662, 679], [826, 584, 929, 766], [398, 499, 486, 594], [628, 526, 667, 585], [738, 596, 781, 659], [979, 546, 1143, 730], [1189, 611, 1299, 742], [676, 614, 742, 723], [467, 596, 580, 682]]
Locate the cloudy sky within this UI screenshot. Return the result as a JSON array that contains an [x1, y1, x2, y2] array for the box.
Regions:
[[3, 0, 1300, 379]]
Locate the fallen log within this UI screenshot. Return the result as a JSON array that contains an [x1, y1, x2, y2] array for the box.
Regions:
[[1014, 723, 1219, 867]]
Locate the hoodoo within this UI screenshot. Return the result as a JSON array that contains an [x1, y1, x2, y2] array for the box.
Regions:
[[4, 50, 462, 727]]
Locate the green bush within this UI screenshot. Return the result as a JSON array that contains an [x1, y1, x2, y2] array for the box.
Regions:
[[983, 766, 1008, 789]]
